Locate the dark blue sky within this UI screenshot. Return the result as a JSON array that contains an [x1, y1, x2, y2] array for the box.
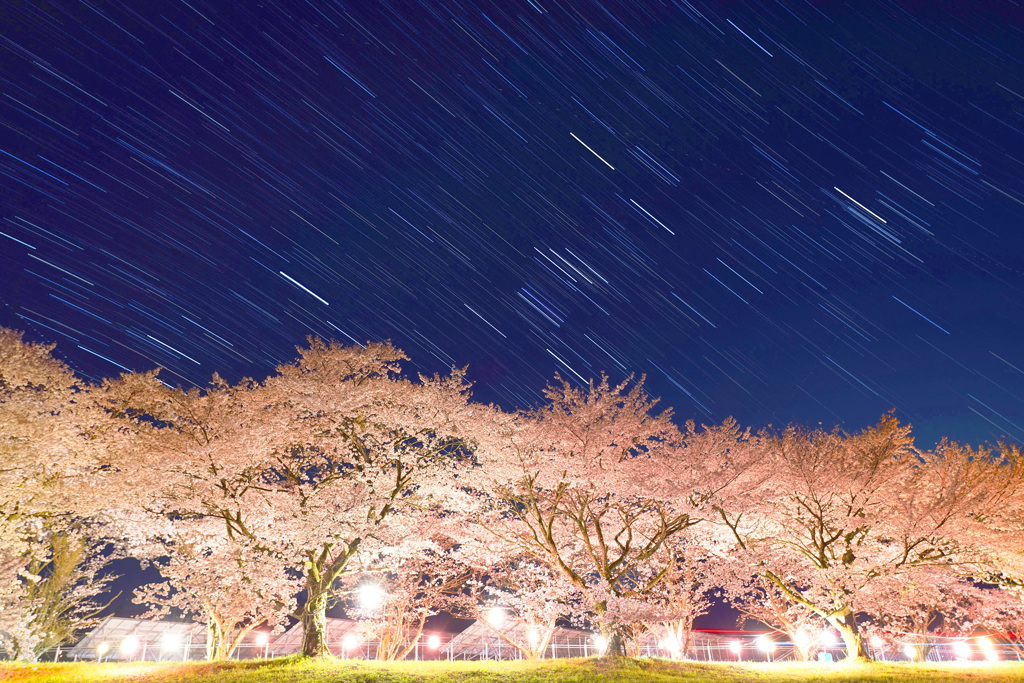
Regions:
[[3, 0, 1024, 449]]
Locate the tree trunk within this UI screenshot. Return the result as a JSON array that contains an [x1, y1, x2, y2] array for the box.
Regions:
[[827, 609, 869, 661], [604, 628, 627, 658], [301, 582, 331, 657], [593, 600, 627, 658]]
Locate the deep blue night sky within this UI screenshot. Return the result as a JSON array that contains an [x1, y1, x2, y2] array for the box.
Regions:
[[3, 0, 1024, 450]]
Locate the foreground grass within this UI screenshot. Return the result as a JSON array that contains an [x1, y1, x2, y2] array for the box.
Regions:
[[2, 657, 1024, 683]]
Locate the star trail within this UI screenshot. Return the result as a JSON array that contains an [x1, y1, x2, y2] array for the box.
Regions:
[[3, 0, 1024, 447]]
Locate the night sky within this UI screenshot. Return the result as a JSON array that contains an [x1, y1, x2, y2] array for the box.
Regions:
[[3, 0, 1024, 449]]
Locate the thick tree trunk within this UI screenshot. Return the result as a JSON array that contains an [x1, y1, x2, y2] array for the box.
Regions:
[[593, 600, 627, 658], [301, 583, 331, 657], [827, 609, 869, 661], [206, 616, 228, 661], [604, 628, 627, 658]]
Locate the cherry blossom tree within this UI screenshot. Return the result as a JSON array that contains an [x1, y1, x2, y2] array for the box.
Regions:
[[469, 375, 758, 656], [635, 536, 723, 660], [716, 415, 1020, 661], [133, 519, 299, 660], [108, 338, 475, 657], [0, 526, 118, 660], [725, 570, 824, 662], [0, 329, 117, 661], [341, 534, 470, 661], [458, 554, 585, 660], [860, 566, 989, 660]]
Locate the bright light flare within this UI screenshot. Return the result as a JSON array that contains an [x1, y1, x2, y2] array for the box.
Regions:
[[953, 641, 971, 659], [357, 583, 386, 611], [96, 642, 110, 657], [977, 637, 999, 661], [903, 643, 917, 660], [427, 634, 441, 649], [120, 635, 139, 656], [527, 628, 540, 646], [255, 632, 269, 646], [342, 634, 359, 650], [869, 635, 884, 649], [728, 640, 742, 655], [592, 635, 608, 654], [793, 629, 810, 648], [160, 632, 180, 650], [486, 606, 505, 628], [820, 630, 837, 646], [756, 636, 776, 653]]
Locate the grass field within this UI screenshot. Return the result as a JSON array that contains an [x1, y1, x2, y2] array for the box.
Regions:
[[2, 657, 1024, 683]]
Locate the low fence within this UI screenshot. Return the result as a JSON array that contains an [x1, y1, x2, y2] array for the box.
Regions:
[[33, 630, 1024, 664]]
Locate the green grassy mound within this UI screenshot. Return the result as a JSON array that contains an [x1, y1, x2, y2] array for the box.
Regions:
[[2, 657, 1023, 683]]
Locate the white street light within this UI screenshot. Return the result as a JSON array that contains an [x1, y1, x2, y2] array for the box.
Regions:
[[96, 642, 109, 661], [793, 629, 809, 648], [121, 635, 139, 658], [592, 635, 608, 655], [903, 643, 917, 660], [729, 640, 742, 660], [756, 636, 776, 654], [342, 633, 359, 658], [160, 632, 180, 651], [358, 583, 386, 611], [486, 606, 505, 629], [427, 634, 441, 649]]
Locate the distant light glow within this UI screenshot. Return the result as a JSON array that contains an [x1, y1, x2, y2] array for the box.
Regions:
[[729, 640, 742, 654], [756, 636, 776, 653], [953, 641, 971, 658], [903, 643, 917, 660], [527, 628, 540, 646], [427, 634, 441, 649], [160, 632, 180, 650], [820, 630, 837, 646], [121, 636, 139, 656], [869, 635, 884, 648], [96, 642, 109, 657], [486, 606, 505, 628], [255, 632, 269, 646], [357, 583, 386, 611], [592, 635, 608, 654]]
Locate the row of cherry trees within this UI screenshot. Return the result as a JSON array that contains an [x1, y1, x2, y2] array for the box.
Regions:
[[2, 327, 1023, 661]]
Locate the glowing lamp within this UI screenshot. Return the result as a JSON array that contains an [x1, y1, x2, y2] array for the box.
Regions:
[[869, 635, 884, 649], [255, 632, 269, 646], [756, 636, 776, 653], [357, 583, 386, 611], [121, 635, 139, 656], [427, 634, 441, 649], [486, 607, 505, 628], [729, 640, 742, 655], [527, 628, 540, 646], [96, 642, 110, 657], [793, 629, 809, 647], [342, 634, 359, 650], [953, 641, 970, 659], [161, 632, 180, 650], [820, 630, 837, 646], [903, 644, 917, 660], [592, 635, 608, 654]]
